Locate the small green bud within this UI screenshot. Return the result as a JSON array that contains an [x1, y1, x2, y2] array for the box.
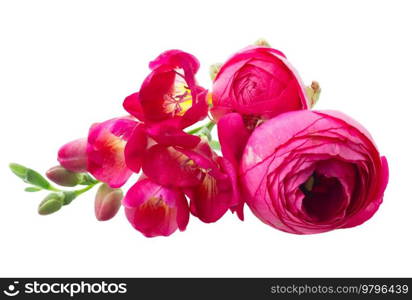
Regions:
[[305, 81, 321, 108], [209, 63, 222, 81], [254, 38, 271, 47], [38, 193, 64, 215], [9, 163, 28, 180], [10, 163, 52, 190]]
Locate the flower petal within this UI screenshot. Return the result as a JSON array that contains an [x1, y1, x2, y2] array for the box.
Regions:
[[123, 178, 189, 237], [87, 117, 137, 188]]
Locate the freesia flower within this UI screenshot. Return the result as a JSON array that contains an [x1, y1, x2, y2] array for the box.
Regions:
[[123, 50, 209, 174], [58, 116, 138, 188], [240, 110, 389, 234], [123, 178, 189, 237], [140, 140, 238, 223], [211, 46, 309, 130]]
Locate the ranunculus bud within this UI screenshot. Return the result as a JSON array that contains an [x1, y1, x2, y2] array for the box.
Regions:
[[38, 193, 64, 215], [211, 45, 309, 130], [46, 166, 82, 187], [254, 38, 271, 47], [57, 138, 88, 173], [94, 184, 123, 221]]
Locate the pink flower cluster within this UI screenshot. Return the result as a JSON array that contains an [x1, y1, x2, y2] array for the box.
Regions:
[[57, 44, 388, 237]]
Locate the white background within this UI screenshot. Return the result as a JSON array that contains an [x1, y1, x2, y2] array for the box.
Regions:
[[0, 0, 411, 277]]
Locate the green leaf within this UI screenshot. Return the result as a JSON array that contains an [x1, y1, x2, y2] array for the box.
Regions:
[[25, 169, 52, 190], [9, 163, 28, 180], [25, 187, 42, 192], [210, 140, 221, 150]]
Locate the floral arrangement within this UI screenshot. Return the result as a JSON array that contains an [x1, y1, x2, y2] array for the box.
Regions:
[[10, 39, 389, 237]]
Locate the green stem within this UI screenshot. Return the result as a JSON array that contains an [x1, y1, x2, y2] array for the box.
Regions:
[[73, 182, 99, 196], [47, 186, 62, 192], [205, 121, 216, 131], [187, 120, 215, 135]]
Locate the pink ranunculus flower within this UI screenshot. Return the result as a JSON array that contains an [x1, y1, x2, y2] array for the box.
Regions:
[[57, 116, 138, 188], [240, 110, 389, 234], [123, 178, 189, 237], [211, 46, 309, 130]]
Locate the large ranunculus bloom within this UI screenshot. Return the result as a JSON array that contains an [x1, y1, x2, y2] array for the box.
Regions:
[[240, 110, 389, 234], [211, 46, 309, 129], [58, 116, 138, 188]]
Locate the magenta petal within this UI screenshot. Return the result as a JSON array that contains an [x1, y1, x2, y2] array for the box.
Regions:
[[142, 144, 202, 187], [218, 112, 250, 167], [123, 92, 145, 121], [149, 50, 199, 95], [58, 138, 88, 172], [87, 117, 137, 188], [124, 124, 147, 173], [124, 178, 189, 237], [139, 68, 176, 122], [220, 157, 244, 220], [180, 89, 209, 129], [186, 171, 232, 223], [147, 121, 200, 148]]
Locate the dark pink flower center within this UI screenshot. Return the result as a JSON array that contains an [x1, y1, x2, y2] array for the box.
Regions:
[[300, 173, 346, 222]]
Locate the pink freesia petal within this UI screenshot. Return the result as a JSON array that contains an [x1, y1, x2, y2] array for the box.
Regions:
[[142, 144, 202, 188], [124, 178, 189, 237], [87, 117, 138, 188], [146, 120, 201, 148], [123, 92, 145, 122], [124, 123, 148, 173]]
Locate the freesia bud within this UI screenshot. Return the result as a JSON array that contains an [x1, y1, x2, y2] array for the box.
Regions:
[[57, 138, 88, 173], [94, 184, 123, 221], [38, 193, 64, 215], [46, 166, 82, 187]]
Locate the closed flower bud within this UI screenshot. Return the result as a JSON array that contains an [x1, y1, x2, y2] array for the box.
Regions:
[[46, 166, 82, 187], [254, 38, 271, 47], [305, 81, 321, 108], [57, 138, 88, 173], [38, 193, 64, 215], [94, 184, 123, 221]]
